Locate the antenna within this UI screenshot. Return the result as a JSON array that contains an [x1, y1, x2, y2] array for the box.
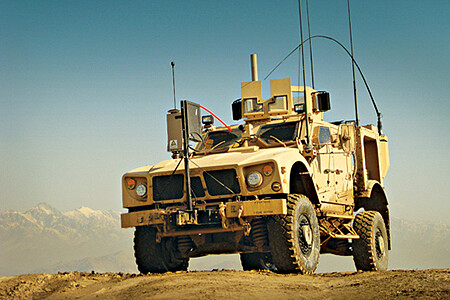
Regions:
[[347, 0, 359, 127], [298, 0, 311, 146], [171, 61, 177, 110], [305, 0, 315, 89], [264, 36, 383, 135]]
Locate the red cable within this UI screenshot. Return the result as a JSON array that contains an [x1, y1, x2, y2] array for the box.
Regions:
[[199, 105, 232, 131]]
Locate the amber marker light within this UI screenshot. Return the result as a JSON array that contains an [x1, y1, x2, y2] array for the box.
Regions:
[[272, 182, 281, 192], [263, 165, 273, 176], [127, 178, 136, 189]]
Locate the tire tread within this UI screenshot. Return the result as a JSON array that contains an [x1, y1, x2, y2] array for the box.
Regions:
[[352, 211, 388, 271], [268, 194, 320, 274]]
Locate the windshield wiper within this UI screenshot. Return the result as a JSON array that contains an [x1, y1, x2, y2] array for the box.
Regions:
[[269, 135, 287, 147], [207, 140, 227, 153]]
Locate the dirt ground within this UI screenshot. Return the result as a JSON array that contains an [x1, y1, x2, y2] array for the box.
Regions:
[[0, 269, 448, 299]]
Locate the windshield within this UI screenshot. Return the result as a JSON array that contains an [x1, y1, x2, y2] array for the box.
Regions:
[[258, 121, 299, 145], [198, 129, 242, 151]]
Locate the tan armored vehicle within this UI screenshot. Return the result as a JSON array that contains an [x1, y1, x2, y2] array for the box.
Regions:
[[121, 55, 390, 274]]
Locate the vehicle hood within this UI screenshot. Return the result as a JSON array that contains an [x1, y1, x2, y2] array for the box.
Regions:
[[146, 147, 300, 174]]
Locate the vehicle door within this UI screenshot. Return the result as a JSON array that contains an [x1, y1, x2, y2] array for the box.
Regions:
[[311, 125, 336, 202], [332, 125, 354, 204]]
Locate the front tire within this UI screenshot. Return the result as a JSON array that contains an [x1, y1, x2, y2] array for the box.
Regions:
[[352, 211, 389, 271], [267, 194, 320, 274], [134, 226, 189, 273]]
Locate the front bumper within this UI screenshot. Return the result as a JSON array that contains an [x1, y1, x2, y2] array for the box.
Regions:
[[121, 198, 287, 229]]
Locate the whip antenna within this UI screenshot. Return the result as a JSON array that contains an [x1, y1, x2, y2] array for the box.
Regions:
[[347, 0, 359, 126], [306, 0, 315, 89], [171, 61, 177, 109], [298, 0, 311, 145]]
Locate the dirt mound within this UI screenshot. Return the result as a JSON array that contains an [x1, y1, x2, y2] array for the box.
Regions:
[[1, 269, 448, 299]]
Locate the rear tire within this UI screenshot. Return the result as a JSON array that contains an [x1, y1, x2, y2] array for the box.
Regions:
[[267, 194, 320, 274], [352, 211, 389, 271], [134, 226, 189, 273], [240, 252, 276, 271]]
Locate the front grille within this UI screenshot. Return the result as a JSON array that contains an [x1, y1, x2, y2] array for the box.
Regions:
[[204, 169, 240, 196], [153, 175, 206, 201], [152, 169, 240, 201], [152, 174, 184, 201], [190, 177, 205, 198]]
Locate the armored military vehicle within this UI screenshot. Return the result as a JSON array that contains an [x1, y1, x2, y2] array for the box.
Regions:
[[121, 55, 390, 274]]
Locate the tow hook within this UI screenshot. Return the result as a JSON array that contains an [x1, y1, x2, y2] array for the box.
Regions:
[[219, 202, 230, 229], [238, 205, 251, 236]]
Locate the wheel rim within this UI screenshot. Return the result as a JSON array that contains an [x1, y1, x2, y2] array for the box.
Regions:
[[298, 215, 313, 256], [375, 229, 385, 259]]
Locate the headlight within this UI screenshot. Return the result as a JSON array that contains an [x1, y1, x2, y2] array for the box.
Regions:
[[136, 184, 147, 197], [247, 171, 263, 187]]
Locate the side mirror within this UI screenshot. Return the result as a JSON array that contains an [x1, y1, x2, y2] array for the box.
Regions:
[[317, 92, 331, 112], [232, 99, 242, 120]]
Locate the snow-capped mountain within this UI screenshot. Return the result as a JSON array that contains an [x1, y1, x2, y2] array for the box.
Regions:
[[0, 203, 135, 276]]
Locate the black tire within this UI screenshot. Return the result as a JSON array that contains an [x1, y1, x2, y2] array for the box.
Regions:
[[267, 194, 320, 274], [134, 226, 189, 273], [240, 252, 276, 271], [352, 211, 389, 271]]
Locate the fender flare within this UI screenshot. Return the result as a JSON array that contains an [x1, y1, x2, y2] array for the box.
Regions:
[[287, 158, 320, 204], [357, 180, 383, 198]]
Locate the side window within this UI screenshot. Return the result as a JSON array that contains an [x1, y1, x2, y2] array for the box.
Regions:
[[318, 126, 331, 146], [268, 95, 288, 112], [243, 98, 263, 114], [292, 91, 304, 105]]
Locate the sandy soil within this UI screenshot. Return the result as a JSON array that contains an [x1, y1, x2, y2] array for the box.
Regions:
[[0, 269, 448, 299]]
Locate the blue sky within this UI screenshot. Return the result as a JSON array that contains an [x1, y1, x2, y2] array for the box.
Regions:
[[1, 0, 449, 222]]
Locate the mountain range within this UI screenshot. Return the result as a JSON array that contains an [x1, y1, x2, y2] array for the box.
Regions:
[[1, 203, 448, 276], [0, 203, 135, 276]]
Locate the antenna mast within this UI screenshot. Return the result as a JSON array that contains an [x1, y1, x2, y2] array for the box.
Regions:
[[305, 0, 315, 89], [298, 0, 311, 145], [347, 0, 359, 126], [171, 61, 177, 110]]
